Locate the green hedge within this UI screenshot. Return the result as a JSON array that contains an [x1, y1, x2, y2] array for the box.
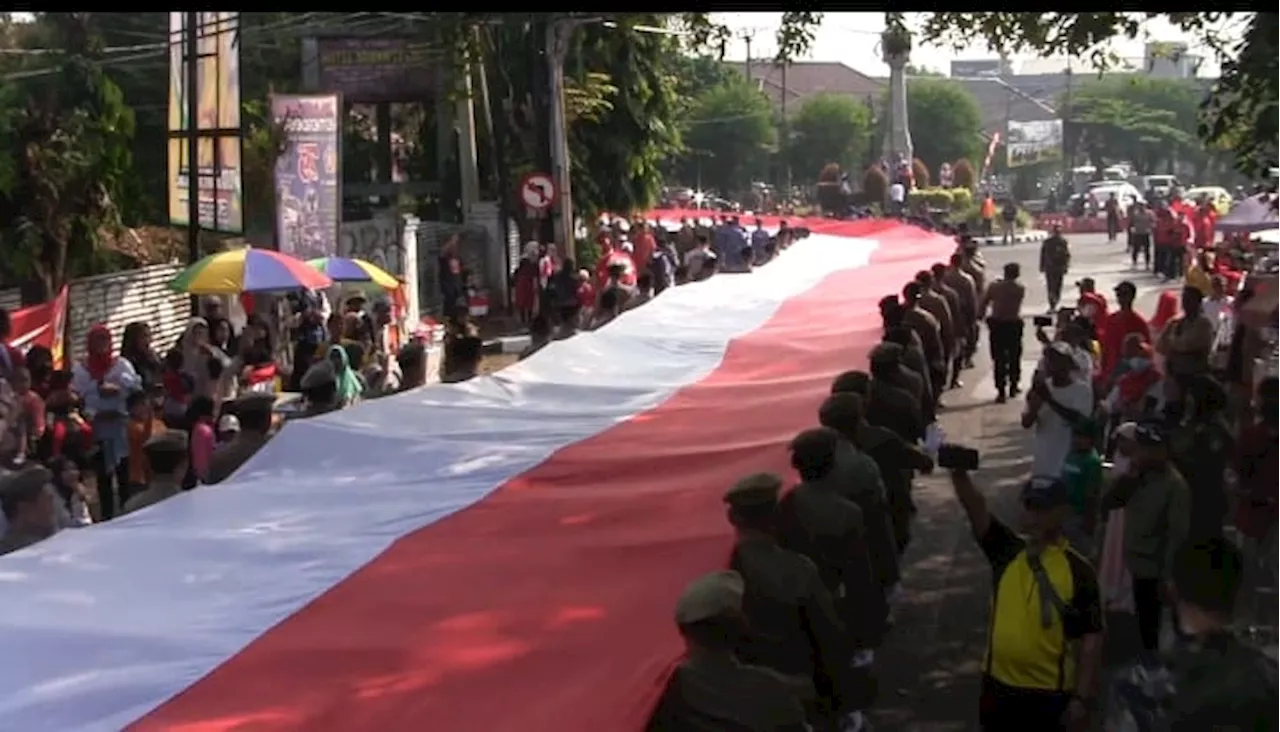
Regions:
[[950, 201, 1035, 231], [905, 187, 974, 212]]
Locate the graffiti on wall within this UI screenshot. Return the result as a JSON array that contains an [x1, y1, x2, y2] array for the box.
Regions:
[[339, 213, 403, 276]]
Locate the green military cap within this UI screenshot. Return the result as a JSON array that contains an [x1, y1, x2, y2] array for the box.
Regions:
[[299, 361, 337, 390], [0, 466, 52, 505], [674, 570, 746, 625], [230, 391, 277, 416], [869, 342, 904, 365], [723, 472, 783, 509], [144, 429, 188, 454]]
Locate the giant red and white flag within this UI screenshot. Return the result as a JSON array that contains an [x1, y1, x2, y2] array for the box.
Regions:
[[0, 217, 953, 732]]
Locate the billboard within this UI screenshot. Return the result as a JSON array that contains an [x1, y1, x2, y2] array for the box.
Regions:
[[1006, 119, 1063, 168], [272, 94, 342, 261], [315, 37, 442, 102], [167, 12, 244, 233]]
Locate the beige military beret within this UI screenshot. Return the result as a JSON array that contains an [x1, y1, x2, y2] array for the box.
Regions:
[[723, 472, 783, 509], [868, 341, 904, 365], [144, 429, 189, 454], [674, 570, 746, 625], [0, 465, 53, 504]]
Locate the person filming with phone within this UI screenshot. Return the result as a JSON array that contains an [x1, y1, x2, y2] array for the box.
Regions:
[[940, 445, 1104, 731]]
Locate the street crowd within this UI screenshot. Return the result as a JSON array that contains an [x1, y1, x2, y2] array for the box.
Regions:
[[0, 205, 1273, 730], [649, 222, 1276, 731]]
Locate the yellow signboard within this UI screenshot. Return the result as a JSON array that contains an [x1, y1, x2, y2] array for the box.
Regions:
[[167, 12, 243, 233]]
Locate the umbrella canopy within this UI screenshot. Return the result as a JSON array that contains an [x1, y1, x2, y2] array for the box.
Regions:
[[1217, 195, 1279, 234], [169, 248, 332, 295], [307, 256, 400, 290]]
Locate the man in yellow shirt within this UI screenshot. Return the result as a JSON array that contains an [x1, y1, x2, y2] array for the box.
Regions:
[[1183, 249, 1215, 299], [947, 467, 1104, 731]]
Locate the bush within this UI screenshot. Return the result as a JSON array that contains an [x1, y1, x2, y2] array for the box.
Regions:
[[911, 158, 930, 189], [818, 162, 842, 184], [863, 165, 889, 205], [949, 187, 973, 211], [952, 158, 976, 190], [906, 187, 974, 212], [950, 201, 1035, 231]]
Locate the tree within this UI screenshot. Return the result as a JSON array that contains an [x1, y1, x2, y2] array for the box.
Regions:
[[680, 76, 774, 195], [786, 94, 871, 184], [863, 165, 889, 206], [1064, 77, 1199, 174], [903, 78, 983, 176], [913, 12, 1278, 175], [952, 158, 976, 190], [0, 13, 136, 300]]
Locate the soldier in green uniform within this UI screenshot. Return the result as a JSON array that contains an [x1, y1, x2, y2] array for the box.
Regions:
[[867, 343, 926, 444], [879, 295, 935, 407], [297, 361, 341, 418], [777, 428, 885, 725], [1104, 538, 1277, 730], [724, 473, 850, 728], [205, 392, 276, 485], [819, 392, 934, 557], [646, 570, 812, 732]]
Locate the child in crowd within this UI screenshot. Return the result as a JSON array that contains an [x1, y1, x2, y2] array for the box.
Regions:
[[126, 391, 158, 497], [38, 373, 94, 466], [1061, 419, 1104, 556], [11, 366, 46, 459], [184, 396, 217, 489]]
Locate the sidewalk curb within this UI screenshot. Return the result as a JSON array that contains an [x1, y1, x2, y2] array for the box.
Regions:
[[973, 229, 1048, 246]]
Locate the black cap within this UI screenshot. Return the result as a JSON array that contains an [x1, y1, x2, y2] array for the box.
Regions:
[[1021, 476, 1069, 510], [1114, 280, 1137, 297]]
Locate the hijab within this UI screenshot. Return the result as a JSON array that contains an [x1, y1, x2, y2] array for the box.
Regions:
[[84, 324, 116, 381], [327, 344, 364, 404]]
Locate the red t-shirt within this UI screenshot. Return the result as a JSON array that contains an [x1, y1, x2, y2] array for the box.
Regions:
[[1192, 211, 1216, 248], [576, 282, 596, 310], [1077, 291, 1109, 341], [1100, 309, 1152, 377]]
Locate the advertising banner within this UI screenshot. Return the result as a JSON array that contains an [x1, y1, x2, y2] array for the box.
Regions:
[[1006, 119, 1063, 168], [167, 12, 244, 233], [10, 286, 70, 368], [316, 37, 442, 102], [272, 94, 342, 261]]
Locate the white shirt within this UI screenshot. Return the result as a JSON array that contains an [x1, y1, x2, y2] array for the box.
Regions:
[[889, 183, 906, 203], [1029, 378, 1094, 478]]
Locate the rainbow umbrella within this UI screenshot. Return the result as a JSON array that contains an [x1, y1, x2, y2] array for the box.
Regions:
[[168, 248, 333, 294], [307, 256, 401, 290]]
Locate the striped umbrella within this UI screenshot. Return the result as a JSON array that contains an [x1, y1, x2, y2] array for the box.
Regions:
[[306, 256, 401, 290], [168, 248, 333, 295]]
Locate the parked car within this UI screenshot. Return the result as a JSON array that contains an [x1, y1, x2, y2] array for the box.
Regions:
[[1068, 182, 1145, 216], [1183, 185, 1233, 215], [1139, 174, 1179, 200]]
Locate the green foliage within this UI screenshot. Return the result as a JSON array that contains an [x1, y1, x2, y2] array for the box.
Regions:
[[862, 165, 889, 204], [679, 75, 775, 195], [904, 79, 984, 176], [0, 16, 136, 299], [1064, 76, 1200, 174], [952, 158, 976, 190], [906, 186, 972, 211], [915, 11, 1277, 175], [786, 94, 871, 185], [952, 200, 1033, 230]]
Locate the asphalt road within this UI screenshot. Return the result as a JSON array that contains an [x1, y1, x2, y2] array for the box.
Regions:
[[868, 232, 1179, 730]]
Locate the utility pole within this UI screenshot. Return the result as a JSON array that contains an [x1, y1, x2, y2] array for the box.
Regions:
[[184, 11, 202, 315], [743, 33, 753, 82], [1061, 64, 1074, 188], [546, 18, 576, 261], [780, 60, 791, 197]]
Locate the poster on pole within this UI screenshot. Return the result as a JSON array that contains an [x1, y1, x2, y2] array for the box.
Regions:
[[167, 11, 244, 233], [272, 94, 342, 261], [1005, 119, 1063, 168]]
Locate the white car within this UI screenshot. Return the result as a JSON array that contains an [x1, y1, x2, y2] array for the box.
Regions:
[[1084, 183, 1145, 213]]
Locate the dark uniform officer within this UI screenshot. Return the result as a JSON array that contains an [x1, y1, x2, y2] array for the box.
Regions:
[[778, 428, 888, 658], [942, 255, 981, 368], [820, 392, 935, 557], [830, 370, 870, 397], [867, 343, 925, 443], [878, 295, 934, 404], [205, 392, 276, 485], [879, 330, 935, 425], [914, 270, 956, 376], [724, 473, 849, 725], [297, 361, 341, 418], [929, 263, 967, 388], [646, 570, 812, 732], [901, 282, 946, 400]]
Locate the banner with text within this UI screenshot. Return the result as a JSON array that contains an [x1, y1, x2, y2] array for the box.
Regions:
[[1006, 119, 1063, 168], [315, 37, 442, 102], [167, 12, 244, 233], [273, 94, 342, 261]]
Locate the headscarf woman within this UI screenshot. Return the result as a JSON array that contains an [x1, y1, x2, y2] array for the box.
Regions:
[[326, 344, 365, 407], [120, 321, 161, 394], [179, 317, 230, 402], [70, 324, 140, 520]]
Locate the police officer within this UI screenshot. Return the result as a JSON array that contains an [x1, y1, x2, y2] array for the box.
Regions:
[[913, 270, 957, 381], [646, 571, 812, 732], [878, 295, 934, 405], [879, 329, 935, 425], [901, 282, 946, 402], [724, 473, 849, 726]]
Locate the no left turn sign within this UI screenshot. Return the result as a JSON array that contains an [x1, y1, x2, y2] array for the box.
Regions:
[[520, 172, 556, 212]]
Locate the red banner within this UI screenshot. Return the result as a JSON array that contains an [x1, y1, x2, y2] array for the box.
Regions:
[[9, 285, 69, 369]]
